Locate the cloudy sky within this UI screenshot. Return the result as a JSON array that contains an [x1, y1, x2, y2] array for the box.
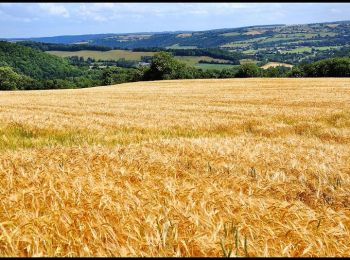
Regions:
[[0, 3, 350, 38]]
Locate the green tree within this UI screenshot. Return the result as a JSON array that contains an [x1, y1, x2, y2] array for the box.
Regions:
[[287, 66, 304, 77], [262, 66, 291, 77], [300, 57, 350, 77], [143, 52, 181, 80], [0, 66, 21, 90], [102, 67, 141, 85], [236, 63, 261, 78]]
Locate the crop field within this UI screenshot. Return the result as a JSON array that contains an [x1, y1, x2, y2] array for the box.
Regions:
[[261, 62, 294, 69], [0, 78, 350, 256]]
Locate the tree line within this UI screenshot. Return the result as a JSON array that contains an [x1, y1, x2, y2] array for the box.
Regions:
[[134, 47, 246, 64], [1, 40, 350, 91], [16, 41, 114, 52]]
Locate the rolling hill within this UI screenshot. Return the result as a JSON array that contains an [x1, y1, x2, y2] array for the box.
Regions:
[[0, 41, 82, 80], [4, 20, 350, 66], [5, 20, 350, 51]]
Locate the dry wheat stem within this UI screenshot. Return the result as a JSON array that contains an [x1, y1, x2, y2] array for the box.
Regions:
[[0, 78, 349, 256]]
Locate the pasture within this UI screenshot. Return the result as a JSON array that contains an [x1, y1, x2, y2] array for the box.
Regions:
[[46, 50, 156, 61], [0, 78, 349, 256], [194, 63, 239, 70]]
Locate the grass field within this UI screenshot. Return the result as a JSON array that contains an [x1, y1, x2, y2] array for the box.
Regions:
[[239, 59, 258, 65], [194, 63, 239, 70], [166, 44, 198, 49], [47, 50, 156, 61], [280, 47, 312, 54], [0, 78, 350, 256], [314, 46, 342, 51], [173, 56, 230, 66], [220, 32, 240, 37]]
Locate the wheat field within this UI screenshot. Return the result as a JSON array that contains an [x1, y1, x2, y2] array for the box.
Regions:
[[261, 62, 294, 69], [0, 78, 350, 257]]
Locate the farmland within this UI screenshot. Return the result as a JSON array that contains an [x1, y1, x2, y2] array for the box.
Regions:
[[261, 62, 294, 69], [7, 20, 350, 67], [46, 50, 236, 69], [0, 78, 350, 256], [46, 50, 156, 61], [194, 63, 239, 70], [173, 56, 231, 67]]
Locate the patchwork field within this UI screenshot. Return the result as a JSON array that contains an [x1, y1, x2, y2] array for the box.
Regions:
[[0, 78, 350, 256], [47, 50, 232, 68]]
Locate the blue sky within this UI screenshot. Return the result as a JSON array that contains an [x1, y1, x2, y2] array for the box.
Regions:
[[0, 3, 350, 38]]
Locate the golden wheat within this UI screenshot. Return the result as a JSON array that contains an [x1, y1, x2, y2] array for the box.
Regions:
[[0, 78, 350, 256]]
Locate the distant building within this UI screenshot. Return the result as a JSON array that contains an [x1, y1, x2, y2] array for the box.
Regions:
[[138, 62, 150, 66]]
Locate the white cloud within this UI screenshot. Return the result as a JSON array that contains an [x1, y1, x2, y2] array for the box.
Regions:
[[38, 3, 70, 18], [2, 3, 350, 38], [330, 8, 341, 14], [0, 3, 15, 7], [76, 4, 110, 22], [0, 8, 35, 22]]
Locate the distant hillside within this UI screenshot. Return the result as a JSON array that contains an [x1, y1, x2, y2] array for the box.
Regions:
[[16, 41, 113, 52], [7, 33, 119, 45], [3, 20, 350, 67], [0, 41, 83, 80], [4, 20, 350, 51], [0, 41, 109, 90]]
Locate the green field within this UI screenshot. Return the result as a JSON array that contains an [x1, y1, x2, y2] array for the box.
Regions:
[[239, 59, 258, 65], [46, 50, 156, 61], [174, 56, 230, 66], [194, 63, 239, 70], [314, 46, 342, 51], [221, 42, 250, 48], [220, 32, 240, 37], [280, 47, 313, 54], [242, 49, 258, 54], [280, 46, 340, 54], [166, 44, 198, 49]]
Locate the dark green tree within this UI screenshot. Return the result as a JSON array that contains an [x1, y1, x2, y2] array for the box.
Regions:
[[143, 52, 181, 80], [287, 66, 304, 77], [236, 63, 261, 78], [0, 66, 21, 90]]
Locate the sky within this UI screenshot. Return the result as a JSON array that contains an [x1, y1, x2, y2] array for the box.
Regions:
[[0, 3, 350, 38]]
